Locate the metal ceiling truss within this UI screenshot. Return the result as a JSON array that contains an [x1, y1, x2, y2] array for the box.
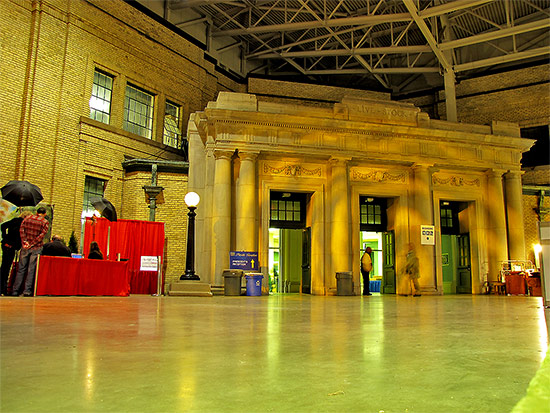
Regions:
[[164, 0, 550, 93]]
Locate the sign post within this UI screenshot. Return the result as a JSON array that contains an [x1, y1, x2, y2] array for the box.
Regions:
[[140, 256, 162, 296]]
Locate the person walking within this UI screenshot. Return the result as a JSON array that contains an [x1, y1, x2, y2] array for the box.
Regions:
[[361, 246, 373, 296], [11, 207, 49, 296], [405, 243, 421, 297], [0, 212, 31, 296]]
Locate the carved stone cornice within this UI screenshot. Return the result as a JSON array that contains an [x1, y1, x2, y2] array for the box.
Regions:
[[351, 169, 407, 183], [263, 163, 322, 177], [432, 175, 480, 187]]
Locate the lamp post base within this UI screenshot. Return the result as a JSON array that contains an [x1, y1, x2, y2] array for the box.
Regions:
[[168, 280, 212, 297], [180, 272, 200, 281]]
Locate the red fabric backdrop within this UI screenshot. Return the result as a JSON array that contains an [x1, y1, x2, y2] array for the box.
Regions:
[[84, 218, 165, 294]]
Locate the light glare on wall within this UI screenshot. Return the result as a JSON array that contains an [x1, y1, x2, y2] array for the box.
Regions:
[[534, 243, 542, 269]]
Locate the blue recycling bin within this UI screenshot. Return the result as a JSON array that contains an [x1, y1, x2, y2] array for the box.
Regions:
[[245, 273, 263, 296]]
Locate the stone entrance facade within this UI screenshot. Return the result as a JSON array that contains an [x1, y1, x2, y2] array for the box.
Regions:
[[188, 92, 534, 295]]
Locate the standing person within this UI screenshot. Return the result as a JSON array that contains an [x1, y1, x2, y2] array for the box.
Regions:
[[361, 246, 373, 296], [405, 243, 421, 297], [87, 241, 103, 260], [41, 235, 72, 257], [0, 212, 31, 296], [11, 207, 49, 297]]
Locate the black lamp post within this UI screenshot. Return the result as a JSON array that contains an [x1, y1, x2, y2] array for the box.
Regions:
[[180, 191, 200, 281]]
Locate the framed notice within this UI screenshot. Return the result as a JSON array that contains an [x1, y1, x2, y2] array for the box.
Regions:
[[140, 256, 159, 271], [420, 225, 435, 245]]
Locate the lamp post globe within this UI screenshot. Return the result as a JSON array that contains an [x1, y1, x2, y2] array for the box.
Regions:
[[181, 192, 200, 281]]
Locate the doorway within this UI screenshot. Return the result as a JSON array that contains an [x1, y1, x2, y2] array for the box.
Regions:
[[268, 228, 311, 293], [267, 191, 311, 294], [440, 201, 472, 294], [359, 196, 396, 294]]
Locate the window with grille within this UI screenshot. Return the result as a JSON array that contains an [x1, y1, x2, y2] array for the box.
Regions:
[[163, 101, 181, 148], [123, 84, 154, 139], [269, 192, 306, 229], [82, 176, 106, 218], [440, 201, 459, 235], [89, 70, 113, 124], [360, 196, 386, 231]]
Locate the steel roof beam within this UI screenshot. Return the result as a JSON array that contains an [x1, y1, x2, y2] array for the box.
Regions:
[[454, 46, 550, 71], [212, 13, 412, 37], [440, 19, 550, 50], [254, 45, 433, 58], [402, 0, 451, 71]]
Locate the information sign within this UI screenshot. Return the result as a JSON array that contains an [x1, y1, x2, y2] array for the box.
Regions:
[[230, 251, 259, 271], [140, 256, 159, 271], [420, 225, 435, 245]]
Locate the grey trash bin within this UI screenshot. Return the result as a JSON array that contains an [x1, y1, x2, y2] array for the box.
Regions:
[[223, 269, 244, 296], [336, 271, 353, 296]]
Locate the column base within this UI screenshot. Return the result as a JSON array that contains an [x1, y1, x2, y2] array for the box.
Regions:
[[168, 281, 213, 297]]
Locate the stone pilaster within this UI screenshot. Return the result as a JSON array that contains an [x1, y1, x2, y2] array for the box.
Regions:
[[411, 164, 435, 291], [329, 158, 351, 279], [505, 170, 526, 261], [486, 170, 508, 281], [212, 150, 233, 286], [236, 151, 258, 252]]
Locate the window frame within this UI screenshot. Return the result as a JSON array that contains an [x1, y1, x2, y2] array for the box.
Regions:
[[269, 191, 307, 229], [123, 83, 155, 139], [359, 196, 387, 232], [89, 69, 114, 124]]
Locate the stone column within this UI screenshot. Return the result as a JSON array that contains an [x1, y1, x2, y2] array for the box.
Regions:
[[212, 150, 233, 286], [236, 151, 258, 252], [505, 170, 526, 261], [411, 164, 435, 291], [486, 170, 508, 281], [329, 158, 350, 278]]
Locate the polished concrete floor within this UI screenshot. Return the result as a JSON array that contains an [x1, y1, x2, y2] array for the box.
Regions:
[[1, 294, 548, 413]]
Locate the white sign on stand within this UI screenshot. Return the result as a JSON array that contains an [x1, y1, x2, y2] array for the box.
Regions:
[[140, 256, 159, 271], [140, 256, 163, 296], [420, 225, 435, 245]]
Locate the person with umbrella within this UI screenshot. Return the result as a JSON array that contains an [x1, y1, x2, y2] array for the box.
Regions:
[[1, 211, 31, 295], [11, 207, 49, 296]]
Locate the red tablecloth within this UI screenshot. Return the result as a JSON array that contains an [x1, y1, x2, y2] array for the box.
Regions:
[[505, 273, 526, 295], [36, 256, 130, 296]]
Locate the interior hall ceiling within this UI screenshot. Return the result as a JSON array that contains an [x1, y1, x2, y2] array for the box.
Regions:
[[150, 0, 550, 95]]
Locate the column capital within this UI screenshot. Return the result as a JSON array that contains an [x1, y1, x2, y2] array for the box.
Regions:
[[238, 150, 259, 161], [505, 169, 524, 179], [485, 169, 507, 179], [328, 156, 351, 166], [213, 149, 234, 160]]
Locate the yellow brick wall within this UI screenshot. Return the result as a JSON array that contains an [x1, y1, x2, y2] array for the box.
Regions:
[[402, 64, 550, 128], [0, 0, 241, 290]]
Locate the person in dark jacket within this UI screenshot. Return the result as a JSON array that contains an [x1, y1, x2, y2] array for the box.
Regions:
[[0, 212, 31, 295], [87, 241, 103, 260], [41, 235, 72, 257]]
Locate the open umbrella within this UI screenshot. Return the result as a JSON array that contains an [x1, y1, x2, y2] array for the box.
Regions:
[[1, 180, 43, 207], [90, 197, 117, 222]]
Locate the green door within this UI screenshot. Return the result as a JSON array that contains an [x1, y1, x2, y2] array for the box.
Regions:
[[457, 234, 471, 294], [382, 231, 396, 294], [301, 227, 311, 294]]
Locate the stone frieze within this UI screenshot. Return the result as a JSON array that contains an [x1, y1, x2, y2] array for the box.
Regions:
[[263, 164, 322, 177], [432, 175, 480, 187], [351, 169, 406, 183]]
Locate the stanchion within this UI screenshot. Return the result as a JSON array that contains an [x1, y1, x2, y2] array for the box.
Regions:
[[33, 255, 41, 297]]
